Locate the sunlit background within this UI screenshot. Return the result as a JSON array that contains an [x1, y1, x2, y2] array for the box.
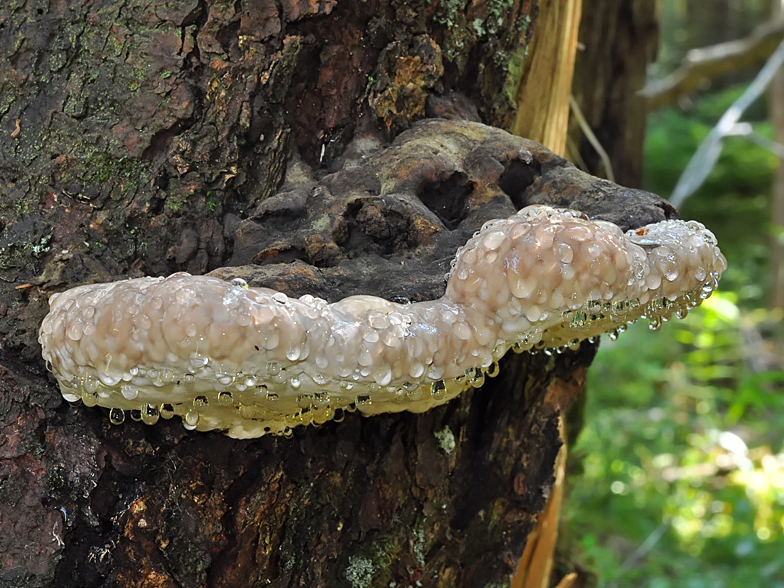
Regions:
[[563, 1, 784, 586]]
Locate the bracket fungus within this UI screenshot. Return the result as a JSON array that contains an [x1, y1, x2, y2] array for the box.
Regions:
[[39, 205, 726, 438]]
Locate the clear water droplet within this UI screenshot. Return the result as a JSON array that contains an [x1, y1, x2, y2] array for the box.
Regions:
[[184, 409, 199, 428], [109, 407, 125, 425], [362, 329, 380, 343], [61, 390, 81, 403], [190, 355, 208, 369], [217, 373, 234, 386], [97, 371, 121, 387], [313, 392, 330, 409], [82, 373, 99, 393], [486, 361, 500, 378], [252, 384, 267, 401], [141, 404, 160, 425], [286, 343, 302, 361], [82, 390, 99, 407], [467, 367, 485, 388], [121, 384, 139, 400]]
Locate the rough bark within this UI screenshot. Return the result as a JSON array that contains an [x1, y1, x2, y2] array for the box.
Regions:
[[0, 2, 671, 587]]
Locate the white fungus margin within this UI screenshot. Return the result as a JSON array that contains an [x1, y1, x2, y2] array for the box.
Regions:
[[39, 205, 726, 438]]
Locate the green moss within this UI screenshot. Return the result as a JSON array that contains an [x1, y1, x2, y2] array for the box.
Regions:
[[165, 196, 184, 213], [105, 25, 126, 57], [0, 92, 15, 117], [14, 196, 33, 216], [46, 466, 77, 501], [504, 46, 528, 106], [56, 150, 150, 201], [127, 65, 147, 92]]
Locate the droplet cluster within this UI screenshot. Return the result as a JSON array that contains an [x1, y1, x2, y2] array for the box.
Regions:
[[39, 206, 726, 438]]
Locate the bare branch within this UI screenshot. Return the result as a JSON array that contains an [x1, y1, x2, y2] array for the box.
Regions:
[[641, 21, 784, 110]]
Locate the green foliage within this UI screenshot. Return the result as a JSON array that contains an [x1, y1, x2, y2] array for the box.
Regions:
[[566, 84, 784, 587], [644, 85, 778, 304], [568, 298, 784, 587]]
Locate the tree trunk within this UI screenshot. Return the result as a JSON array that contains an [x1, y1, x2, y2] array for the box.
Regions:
[[569, 0, 659, 187], [0, 2, 669, 587], [512, 0, 582, 157], [770, 1, 784, 310]]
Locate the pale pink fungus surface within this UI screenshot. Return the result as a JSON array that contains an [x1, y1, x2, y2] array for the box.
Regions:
[[39, 206, 726, 438]]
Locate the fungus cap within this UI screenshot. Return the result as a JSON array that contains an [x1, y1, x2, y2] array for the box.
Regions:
[[39, 205, 726, 438]]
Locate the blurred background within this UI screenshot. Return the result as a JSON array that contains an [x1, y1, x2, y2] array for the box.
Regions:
[[561, 1, 784, 586]]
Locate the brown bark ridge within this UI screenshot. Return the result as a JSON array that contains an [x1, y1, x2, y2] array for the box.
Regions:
[[0, 2, 672, 587]]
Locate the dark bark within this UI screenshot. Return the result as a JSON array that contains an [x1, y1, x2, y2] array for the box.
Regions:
[[0, 2, 668, 587], [570, 0, 659, 187]]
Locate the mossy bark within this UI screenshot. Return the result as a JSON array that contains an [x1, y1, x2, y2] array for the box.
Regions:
[[0, 2, 660, 587]]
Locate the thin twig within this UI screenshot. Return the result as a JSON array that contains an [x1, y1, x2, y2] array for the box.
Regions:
[[606, 521, 670, 588], [569, 95, 615, 182], [670, 37, 784, 208], [726, 122, 784, 159]]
